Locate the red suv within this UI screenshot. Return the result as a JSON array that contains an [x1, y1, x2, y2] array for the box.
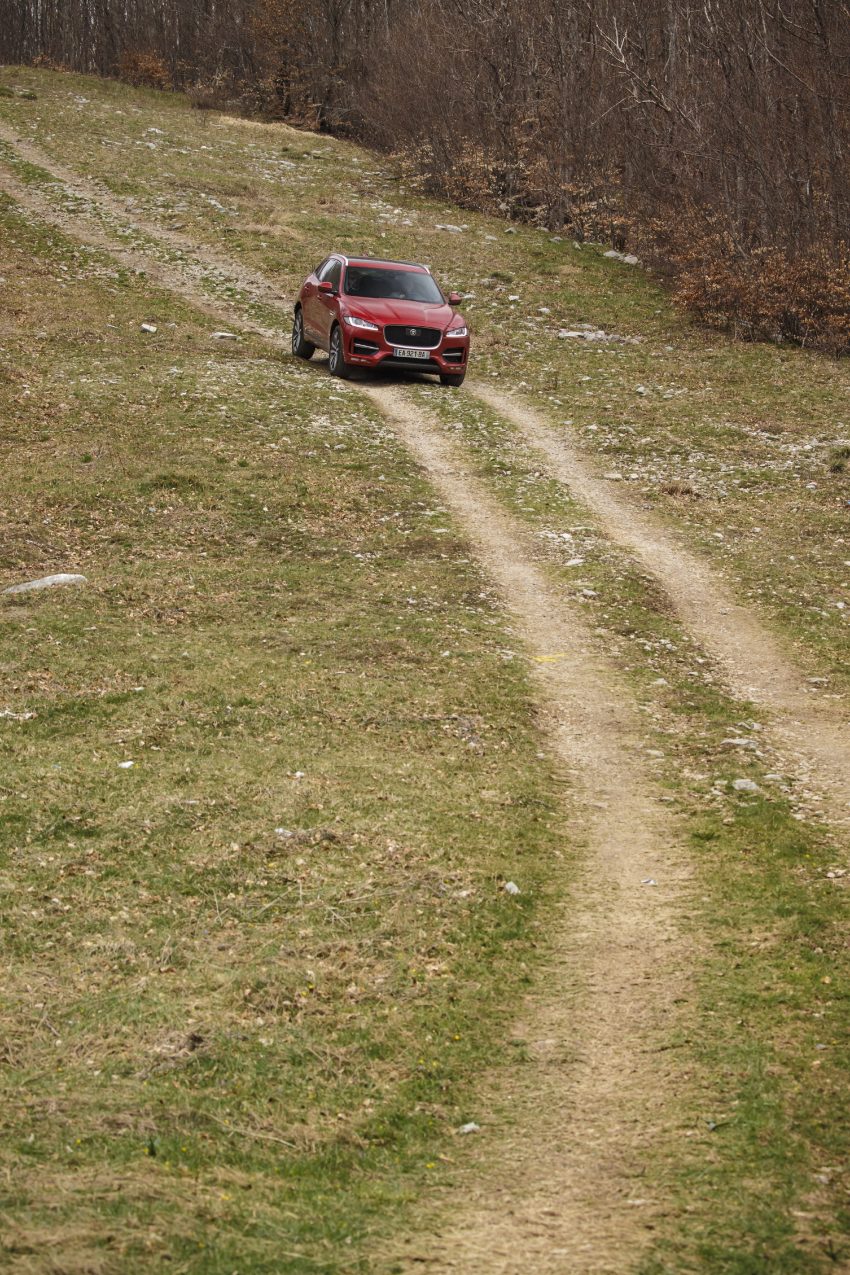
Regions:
[[292, 255, 470, 386]]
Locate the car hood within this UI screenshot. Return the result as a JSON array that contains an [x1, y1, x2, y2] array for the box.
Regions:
[[344, 297, 459, 328]]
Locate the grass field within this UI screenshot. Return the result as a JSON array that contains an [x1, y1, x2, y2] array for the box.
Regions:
[[1, 67, 848, 1273]]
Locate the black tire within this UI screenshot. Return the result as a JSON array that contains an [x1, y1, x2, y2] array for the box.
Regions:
[[328, 324, 352, 379], [439, 371, 466, 387], [292, 308, 315, 360]]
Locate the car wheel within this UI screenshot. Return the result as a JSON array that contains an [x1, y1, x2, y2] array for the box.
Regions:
[[328, 324, 352, 379], [292, 308, 315, 360], [439, 372, 466, 387]]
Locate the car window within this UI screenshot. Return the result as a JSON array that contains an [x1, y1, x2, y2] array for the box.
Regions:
[[344, 266, 443, 303], [315, 258, 332, 280], [324, 259, 342, 291]]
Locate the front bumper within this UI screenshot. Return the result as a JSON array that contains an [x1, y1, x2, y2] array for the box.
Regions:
[[344, 327, 469, 374]]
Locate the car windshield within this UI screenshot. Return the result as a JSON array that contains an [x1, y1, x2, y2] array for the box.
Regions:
[[344, 265, 444, 304]]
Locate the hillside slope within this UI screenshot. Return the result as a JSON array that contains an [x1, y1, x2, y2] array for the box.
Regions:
[[1, 69, 848, 1275]]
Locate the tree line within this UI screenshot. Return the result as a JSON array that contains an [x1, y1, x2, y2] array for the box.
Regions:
[[4, 0, 850, 350]]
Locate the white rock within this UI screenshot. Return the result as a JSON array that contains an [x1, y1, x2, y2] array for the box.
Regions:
[[732, 778, 759, 793], [604, 249, 640, 265], [140, 323, 158, 334], [503, 881, 521, 896], [722, 738, 759, 750], [0, 709, 36, 720], [211, 331, 239, 340], [436, 223, 465, 233], [457, 1122, 481, 1135], [3, 573, 87, 595], [118, 760, 134, 769]]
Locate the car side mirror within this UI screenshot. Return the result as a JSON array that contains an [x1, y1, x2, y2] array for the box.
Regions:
[[318, 280, 336, 295], [448, 291, 462, 304]]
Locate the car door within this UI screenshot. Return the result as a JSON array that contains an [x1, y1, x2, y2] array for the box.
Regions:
[[315, 258, 342, 347], [301, 258, 330, 343]]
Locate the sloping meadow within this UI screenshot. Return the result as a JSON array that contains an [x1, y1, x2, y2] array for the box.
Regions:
[[0, 198, 565, 1270], [1, 68, 849, 1274]]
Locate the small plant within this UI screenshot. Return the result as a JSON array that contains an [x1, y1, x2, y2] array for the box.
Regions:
[[187, 73, 233, 112], [660, 481, 699, 497], [829, 445, 850, 474]]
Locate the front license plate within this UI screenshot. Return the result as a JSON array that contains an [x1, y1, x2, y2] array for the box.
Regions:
[[393, 347, 429, 359]]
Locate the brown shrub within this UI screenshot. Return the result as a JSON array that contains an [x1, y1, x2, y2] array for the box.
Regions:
[[116, 49, 170, 91], [661, 216, 850, 355]]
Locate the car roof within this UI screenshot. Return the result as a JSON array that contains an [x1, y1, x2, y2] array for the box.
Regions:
[[332, 254, 431, 273]]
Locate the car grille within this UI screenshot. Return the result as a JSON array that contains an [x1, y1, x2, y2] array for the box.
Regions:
[[384, 325, 441, 349], [353, 339, 380, 355]]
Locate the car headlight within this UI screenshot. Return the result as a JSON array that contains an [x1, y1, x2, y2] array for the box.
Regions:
[[343, 315, 379, 331], [446, 324, 468, 338]]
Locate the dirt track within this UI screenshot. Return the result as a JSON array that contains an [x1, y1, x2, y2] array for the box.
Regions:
[[365, 385, 689, 1271], [474, 384, 850, 829]]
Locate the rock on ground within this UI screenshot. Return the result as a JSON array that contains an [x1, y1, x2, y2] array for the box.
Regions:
[[3, 573, 88, 595]]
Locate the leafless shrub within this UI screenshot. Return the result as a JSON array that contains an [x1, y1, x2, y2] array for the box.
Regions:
[[187, 73, 232, 112]]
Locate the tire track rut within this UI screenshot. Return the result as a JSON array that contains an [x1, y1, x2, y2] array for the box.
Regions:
[[471, 385, 850, 830], [363, 385, 689, 1273], [0, 118, 295, 315]]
